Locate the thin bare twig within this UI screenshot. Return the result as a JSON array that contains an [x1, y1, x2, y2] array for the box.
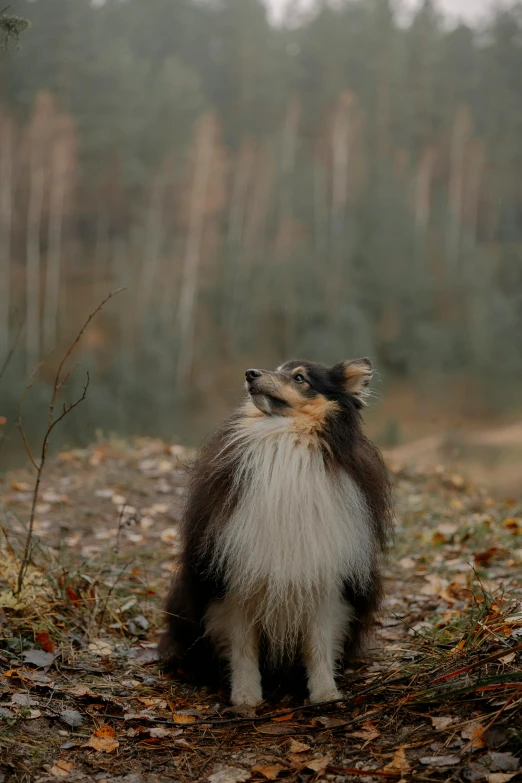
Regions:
[[48, 287, 125, 428], [15, 289, 125, 595]]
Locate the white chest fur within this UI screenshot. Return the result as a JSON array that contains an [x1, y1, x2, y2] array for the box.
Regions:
[[208, 414, 374, 654]]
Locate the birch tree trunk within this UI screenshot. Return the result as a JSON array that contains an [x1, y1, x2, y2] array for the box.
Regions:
[[43, 138, 66, 352], [413, 147, 435, 269], [26, 128, 46, 374], [446, 105, 470, 275], [224, 139, 253, 335], [138, 168, 167, 318], [0, 115, 13, 365], [176, 114, 214, 387]]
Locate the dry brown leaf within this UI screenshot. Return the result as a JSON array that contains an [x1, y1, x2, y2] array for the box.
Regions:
[[288, 740, 310, 754], [49, 760, 74, 778], [351, 724, 380, 741], [137, 697, 167, 709], [431, 716, 454, 730], [420, 755, 460, 767], [462, 722, 486, 749], [208, 768, 249, 783], [149, 727, 183, 739], [88, 640, 113, 656], [305, 756, 331, 773], [251, 763, 285, 780], [172, 713, 197, 724], [11, 480, 31, 492], [487, 775, 518, 783], [272, 711, 294, 722], [83, 725, 119, 753], [383, 746, 410, 773], [256, 724, 301, 736]]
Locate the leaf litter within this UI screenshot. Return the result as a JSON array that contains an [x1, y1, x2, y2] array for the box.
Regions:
[[0, 440, 521, 781]]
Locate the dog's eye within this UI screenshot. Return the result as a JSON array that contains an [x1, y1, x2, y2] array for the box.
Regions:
[[294, 374, 306, 384]]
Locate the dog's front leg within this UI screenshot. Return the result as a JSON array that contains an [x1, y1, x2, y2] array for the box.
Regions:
[[229, 610, 262, 707], [302, 594, 352, 704], [206, 597, 262, 707]]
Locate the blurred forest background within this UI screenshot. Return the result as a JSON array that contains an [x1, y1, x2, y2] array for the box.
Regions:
[[1, 0, 522, 488]]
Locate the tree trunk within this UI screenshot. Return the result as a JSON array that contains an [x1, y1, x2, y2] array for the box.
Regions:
[[0, 115, 13, 365]]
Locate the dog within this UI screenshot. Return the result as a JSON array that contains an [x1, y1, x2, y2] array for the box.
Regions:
[[159, 358, 392, 706]]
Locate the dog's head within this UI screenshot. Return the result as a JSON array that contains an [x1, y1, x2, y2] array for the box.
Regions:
[[244, 358, 373, 418]]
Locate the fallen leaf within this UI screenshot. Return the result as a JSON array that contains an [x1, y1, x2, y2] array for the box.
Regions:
[[65, 587, 80, 603], [383, 746, 410, 773], [0, 416, 6, 425], [208, 767, 249, 783], [251, 763, 285, 780], [60, 710, 83, 728], [420, 756, 460, 767], [436, 522, 458, 540], [23, 649, 56, 668], [172, 713, 197, 724], [68, 686, 96, 698], [498, 652, 516, 664], [11, 480, 31, 492], [137, 697, 167, 709], [289, 740, 310, 754], [160, 527, 179, 543], [305, 756, 331, 773], [474, 548, 506, 566], [149, 727, 183, 739], [272, 711, 294, 722], [10, 693, 37, 706], [488, 753, 520, 772], [315, 715, 348, 729], [49, 760, 74, 778], [88, 640, 114, 656], [83, 725, 119, 753], [502, 518, 520, 532], [36, 631, 55, 653], [256, 724, 302, 736], [462, 762, 488, 781], [487, 775, 518, 783], [462, 721, 486, 749], [431, 716, 454, 730], [351, 725, 381, 741]]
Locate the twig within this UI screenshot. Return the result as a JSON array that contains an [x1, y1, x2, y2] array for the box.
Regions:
[[15, 289, 124, 595], [328, 766, 400, 778], [48, 287, 125, 429]]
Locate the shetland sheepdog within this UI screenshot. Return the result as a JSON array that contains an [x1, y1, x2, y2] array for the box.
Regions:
[[160, 359, 392, 706]]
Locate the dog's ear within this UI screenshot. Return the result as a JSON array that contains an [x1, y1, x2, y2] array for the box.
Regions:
[[332, 358, 373, 405]]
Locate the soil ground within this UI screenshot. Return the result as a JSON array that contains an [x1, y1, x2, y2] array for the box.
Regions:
[[0, 437, 521, 783]]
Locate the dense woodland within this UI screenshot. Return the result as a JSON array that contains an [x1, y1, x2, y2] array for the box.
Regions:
[[1, 0, 522, 451]]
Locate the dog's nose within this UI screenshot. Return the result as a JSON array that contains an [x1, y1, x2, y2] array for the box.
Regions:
[[245, 369, 262, 382]]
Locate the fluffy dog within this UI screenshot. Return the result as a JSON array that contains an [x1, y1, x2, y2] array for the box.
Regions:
[[160, 359, 392, 706]]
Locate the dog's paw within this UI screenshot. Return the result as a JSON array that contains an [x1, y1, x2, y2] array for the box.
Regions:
[[309, 687, 343, 704], [230, 686, 263, 709]]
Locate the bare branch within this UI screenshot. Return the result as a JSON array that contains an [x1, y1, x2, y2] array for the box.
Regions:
[[15, 289, 124, 595], [48, 287, 125, 428]]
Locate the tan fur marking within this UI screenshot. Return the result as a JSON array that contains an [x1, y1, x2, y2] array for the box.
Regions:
[[290, 397, 339, 436]]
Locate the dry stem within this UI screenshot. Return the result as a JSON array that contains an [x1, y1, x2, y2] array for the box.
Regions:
[[15, 288, 125, 595]]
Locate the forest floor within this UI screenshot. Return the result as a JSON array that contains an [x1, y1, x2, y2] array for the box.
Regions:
[[0, 437, 521, 783]]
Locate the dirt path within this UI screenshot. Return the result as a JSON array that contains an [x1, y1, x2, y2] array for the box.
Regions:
[[0, 439, 521, 782]]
